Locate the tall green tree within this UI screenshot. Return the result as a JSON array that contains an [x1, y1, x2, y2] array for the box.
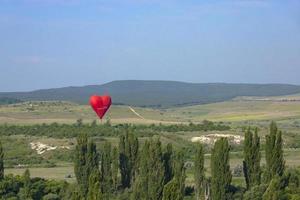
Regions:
[[119, 130, 139, 188], [101, 142, 112, 199], [265, 122, 285, 182], [74, 133, 89, 197], [147, 139, 165, 200], [18, 169, 32, 200], [172, 151, 186, 200], [243, 128, 261, 189], [163, 143, 173, 184], [74, 133, 99, 197], [87, 140, 99, 180], [0, 140, 4, 181], [211, 138, 232, 200], [87, 169, 102, 200], [111, 146, 119, 192], [132, 139, 165, 200], [131, 141, 150, 200], [194, 144, 205, 200]]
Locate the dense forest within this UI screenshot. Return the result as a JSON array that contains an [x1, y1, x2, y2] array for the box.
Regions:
[[0, 122, 299, 199]]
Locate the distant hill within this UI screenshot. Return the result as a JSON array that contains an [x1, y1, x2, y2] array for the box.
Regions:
[[1, 80, 300, 107]]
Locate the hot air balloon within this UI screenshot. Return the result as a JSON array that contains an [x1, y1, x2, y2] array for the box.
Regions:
[[89, 95, 112, 120]]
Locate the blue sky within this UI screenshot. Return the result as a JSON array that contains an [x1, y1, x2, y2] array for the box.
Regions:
[[0, 0, 299, 91]]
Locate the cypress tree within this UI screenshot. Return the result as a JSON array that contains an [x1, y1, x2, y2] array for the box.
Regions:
[[173, 151, 186, 200], [74, 133, 89, 197], [131, 140, 150, 200], [74, 133, 99, 197], [119, 134, 128, 188], [272, 131, 285, 176], [265, 122, 285, 182], [87, 169, 102, 200], [243, 128, 261, 189], [211, 138, 232, 200], [252, 130, 261, 185], [148, 139, 165, 200], [132, 140, 150, 200], [19, 169, 32, 199], [111, 146, 119, 191], [132, 139, 165, 200], [24, 169, 31, 189], [163, 143, 173, 184], [162, 150, 185, 200], [101, 142, 112, 198], [87, 140, 99, 179], [129, 131, 139, 184], [119, 130, 139, 188], [0, 140, 4, 181], [194, 144, 205, 200]]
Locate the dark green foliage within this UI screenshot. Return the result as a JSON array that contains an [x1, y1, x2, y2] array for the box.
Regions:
[[87, 170, 102, 200], [0, 144, 68, 199], [262, 176, 288, 200], [18, 169, 32, 199], [131, 141, 150, 200], [101, 142, 112, 198], [163, 144, 173, 184], [111, 146, 119, 191], [285, 168, 300, 199], [194, 144, 205, 200], [62, 184, 83, 200], [243, 184, 267, 200], [119, 130, 139, 188], [243, 128, 261, 189], [0, 174, 23, 199], [211, 138, 232, 200], [87, 141, 99, 180], [74, 133, 89, 197], [0, 173, 68, 200], [0, 141, 4, 181], [74, 133, 99, 198], [131, 139, 166, 200], [265, 122, 285, 182], [147, 139, 165, 200], [171, 151, 185, 200], [162, 179, 182, 200]]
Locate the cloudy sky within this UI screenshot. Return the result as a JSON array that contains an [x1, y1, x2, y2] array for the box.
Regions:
[[0, 0, 299, 91]]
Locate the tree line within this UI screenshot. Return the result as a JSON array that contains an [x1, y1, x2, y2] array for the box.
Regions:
[[0, 120, 229, 138], [70, 122, 299, 200]]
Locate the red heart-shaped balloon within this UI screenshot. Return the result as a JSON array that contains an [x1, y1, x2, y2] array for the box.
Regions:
[[89, 95, 112, 119]]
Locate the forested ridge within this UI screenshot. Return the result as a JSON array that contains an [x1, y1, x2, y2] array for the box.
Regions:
[[0, 122, 299, 199], [1, 80, 300, 107]]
